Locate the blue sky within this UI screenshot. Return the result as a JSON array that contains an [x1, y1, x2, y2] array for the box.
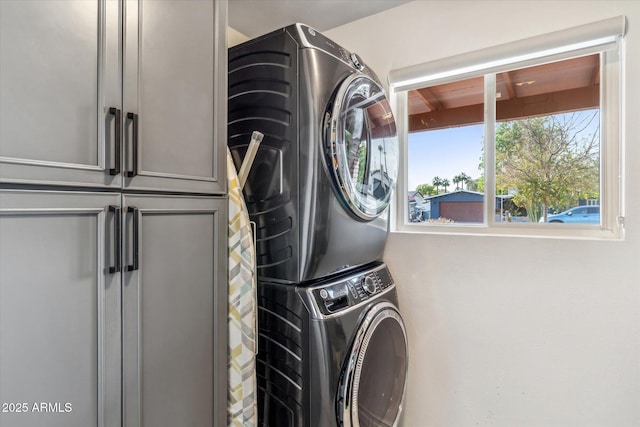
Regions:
[[408, 124, 484, 191], [407, 109, 600, 192]]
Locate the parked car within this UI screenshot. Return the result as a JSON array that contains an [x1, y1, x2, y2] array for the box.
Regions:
[[539, 205, 600, 224]]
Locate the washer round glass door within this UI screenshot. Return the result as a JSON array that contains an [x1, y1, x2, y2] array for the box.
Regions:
[[326, 74, 398, 221], [338, 302, 408, 427]]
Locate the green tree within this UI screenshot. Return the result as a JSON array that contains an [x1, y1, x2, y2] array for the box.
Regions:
[[469, 176, 484, 192], [442, 178, 450, 193], [461, 173, 471, 190], [453, 175, 462, 190], [415, 183, 435, 196], [496, 112, 599, 222], [432, 176, 443, 193], [454, 172, 471, 190]]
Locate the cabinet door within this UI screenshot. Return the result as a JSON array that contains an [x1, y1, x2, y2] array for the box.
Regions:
[[0, 190, 122, 427], [123, 0, 227, 194], [0, 0, 122, 188], [122, 194, 227, 427]]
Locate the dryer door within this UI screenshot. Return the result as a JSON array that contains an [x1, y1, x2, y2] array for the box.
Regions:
[[325, 74, 398, 221], [337, 301, 408, 427]]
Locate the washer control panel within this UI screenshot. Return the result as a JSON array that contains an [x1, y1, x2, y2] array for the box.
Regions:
[[310, 264, 395, 316]]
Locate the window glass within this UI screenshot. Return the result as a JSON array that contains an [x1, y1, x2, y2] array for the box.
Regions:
[[392, 17, 624, 238], [406, 55, 602, 227], [495, 55, 600, 224], [407, 76, 484, 224]]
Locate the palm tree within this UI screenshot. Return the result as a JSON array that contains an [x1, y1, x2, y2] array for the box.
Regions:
[[459, 172, 471, 190], [453, 175, 462, 190], [432, 176, 443, 193], [442, 178, 450, 193], [454, 172, 472, 190]]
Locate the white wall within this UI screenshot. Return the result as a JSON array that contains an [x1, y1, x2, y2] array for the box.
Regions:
[[227, 26, 249, 47], [326, 2, 640, 426]]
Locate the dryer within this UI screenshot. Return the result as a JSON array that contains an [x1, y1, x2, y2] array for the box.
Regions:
[[257, 262, 408, 427], [228, 24, 399, 283]]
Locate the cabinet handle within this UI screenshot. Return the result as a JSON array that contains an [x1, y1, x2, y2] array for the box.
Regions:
[[127, 112, 138, 178], [108, 107, 121, 175], [127, 206, 139, 272], [108, 205, 121, 273]]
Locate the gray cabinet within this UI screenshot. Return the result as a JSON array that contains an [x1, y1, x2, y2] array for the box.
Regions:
[[0, 0, 121, 188], [0, 190, 228, 427], [0, 1, 228, 426], [0, 0, 227, 195], [123, 0, 227, 193], [121, 194, 227, 426], [0, 190, 122, 427]]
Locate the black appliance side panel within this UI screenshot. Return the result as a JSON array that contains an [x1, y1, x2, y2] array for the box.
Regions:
[[228, 30, 300, 282], [256, 282, 310, 427]]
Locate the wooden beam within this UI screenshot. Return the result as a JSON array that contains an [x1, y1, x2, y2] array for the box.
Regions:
[[408, 85, 599, 132], [416, 87, 440, 111], [591, 66, 600, 86], [496, 84, 599, 121], [409, 103, 483, 132], [501, 71, 515, 99]]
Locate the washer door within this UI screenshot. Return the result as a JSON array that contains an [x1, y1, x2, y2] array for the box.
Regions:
[[337, 302, 408, 427], [325, 74, 398, 221]]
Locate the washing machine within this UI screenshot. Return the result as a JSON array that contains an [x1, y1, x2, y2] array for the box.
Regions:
[[228, 24, 399, 283], [257, 261, 408, 427]]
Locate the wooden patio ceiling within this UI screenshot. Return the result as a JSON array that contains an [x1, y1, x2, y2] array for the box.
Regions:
[[407, 54, 600, 132]]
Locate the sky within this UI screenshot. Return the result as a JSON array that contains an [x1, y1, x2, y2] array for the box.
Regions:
[[408, 124, 484, 191], [407, 110, 600, 192]]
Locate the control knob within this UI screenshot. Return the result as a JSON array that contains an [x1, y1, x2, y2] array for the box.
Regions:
[[362, 275, 377, 295]]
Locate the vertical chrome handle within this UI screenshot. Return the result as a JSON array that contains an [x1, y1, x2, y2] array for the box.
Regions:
[[108, 108, 121, 175], [127, 112, 138, 178], [126, 206, 139, 272], [108, 205, 121, 273]]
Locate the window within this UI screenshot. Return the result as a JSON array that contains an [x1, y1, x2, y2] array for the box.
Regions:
[[390, 16, 626, 239]]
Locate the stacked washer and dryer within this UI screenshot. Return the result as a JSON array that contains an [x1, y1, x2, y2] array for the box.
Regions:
[[228, 24, 408, 427]]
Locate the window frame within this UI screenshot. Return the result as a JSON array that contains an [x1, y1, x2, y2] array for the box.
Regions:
[[389, 16, 626, 240]]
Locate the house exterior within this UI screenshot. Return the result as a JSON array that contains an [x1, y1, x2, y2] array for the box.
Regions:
[[412, 191, 526, 222], [427, 190, 483, 222], [408, 191, 430, 220]]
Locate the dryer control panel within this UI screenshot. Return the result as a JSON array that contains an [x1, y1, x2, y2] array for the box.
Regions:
[[294, 23, 365, 71], [309, 264, 395, 316]]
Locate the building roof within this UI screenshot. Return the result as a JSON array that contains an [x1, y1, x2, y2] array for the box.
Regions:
[[426, 189, 483, 200], [408, 191, 425, 202]]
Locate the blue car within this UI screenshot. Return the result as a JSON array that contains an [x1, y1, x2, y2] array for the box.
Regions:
[[540, 205, 600, 224]]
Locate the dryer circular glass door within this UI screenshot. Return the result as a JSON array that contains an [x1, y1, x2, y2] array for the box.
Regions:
[[326, 74, 398, 221], [338, 301, 408, 427]]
